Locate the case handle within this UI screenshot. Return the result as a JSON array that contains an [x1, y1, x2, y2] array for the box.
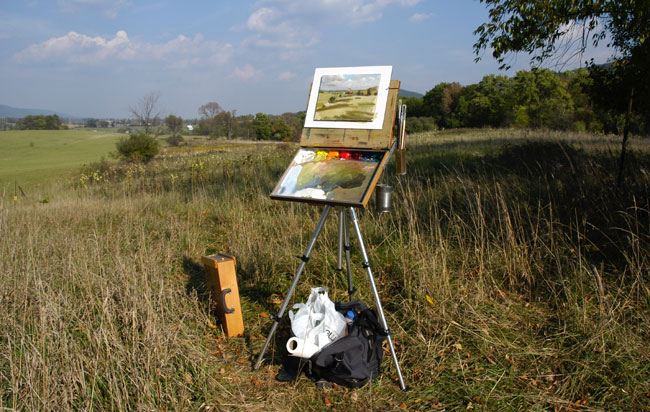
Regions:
[[221, 288, 235, 314]]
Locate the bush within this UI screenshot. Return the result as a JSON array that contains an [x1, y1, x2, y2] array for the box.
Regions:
[[166, 134, 184, 147], [115, 133, 160, 163]]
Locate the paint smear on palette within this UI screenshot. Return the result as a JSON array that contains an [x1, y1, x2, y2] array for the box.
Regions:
[[276, 148, 379, 203]]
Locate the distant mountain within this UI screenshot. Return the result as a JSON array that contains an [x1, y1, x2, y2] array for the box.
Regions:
[[0, 104, 76, 119], [398, 89, 424, 98]]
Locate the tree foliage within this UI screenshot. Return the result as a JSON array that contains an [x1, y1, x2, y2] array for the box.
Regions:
[[404, 67, 642, 134], [198, 102, 223, 119], [17, 114, 65, 130], [198, 102, 231, 138], [165, 115, 184, 138], [115, 133, 160, 163], [473, 1, 642, 68], [252, 113, 272, 140], [271, 117, 292, 141]]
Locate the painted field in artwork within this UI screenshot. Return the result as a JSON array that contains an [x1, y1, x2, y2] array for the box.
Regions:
[[272, 148, 380, 205], [314, 74, 380, 122]]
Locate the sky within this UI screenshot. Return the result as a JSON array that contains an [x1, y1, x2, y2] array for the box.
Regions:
[[0, 0, 613, 119]]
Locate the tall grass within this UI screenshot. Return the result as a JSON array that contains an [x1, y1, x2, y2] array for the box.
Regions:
[[1, 131, 649, 411]]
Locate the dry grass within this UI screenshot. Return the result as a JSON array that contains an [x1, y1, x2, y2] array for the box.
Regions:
[[1, 131, 649, 411]]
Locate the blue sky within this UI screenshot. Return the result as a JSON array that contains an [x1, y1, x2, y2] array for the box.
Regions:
[[0, 0, 612, 119]]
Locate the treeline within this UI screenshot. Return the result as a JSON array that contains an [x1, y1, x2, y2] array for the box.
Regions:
[[189, 102, 304, 141], [402, 68, 649, 135], [16, 114, 67, 130]]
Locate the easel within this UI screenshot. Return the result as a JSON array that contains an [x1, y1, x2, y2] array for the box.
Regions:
[[254, 74, 407, 391]]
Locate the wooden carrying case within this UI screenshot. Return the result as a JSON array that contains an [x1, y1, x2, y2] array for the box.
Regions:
[[201, 254, 244, 337]]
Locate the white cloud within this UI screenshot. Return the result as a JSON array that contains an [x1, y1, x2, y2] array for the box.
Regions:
[[278, 71, 296, 80], [243, 0, 421, 55], [409, 12, 433, 23], [232, 64, 261, 80], [244, 6, 318, 52], [57, 0, 131, 19], [259, 0, 421, 23], [13, 30, 233, 67]]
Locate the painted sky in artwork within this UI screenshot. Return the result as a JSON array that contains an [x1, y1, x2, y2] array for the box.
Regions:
[[273, 148, 381, 205], [319, 74, 381, 91]]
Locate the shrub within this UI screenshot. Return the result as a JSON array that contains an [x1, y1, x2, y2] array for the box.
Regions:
[[115, 133, 160, 163], [166, 134, 184, 147]]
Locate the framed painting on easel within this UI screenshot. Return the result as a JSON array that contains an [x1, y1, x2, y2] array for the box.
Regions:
[[304, 66, 393, 130]]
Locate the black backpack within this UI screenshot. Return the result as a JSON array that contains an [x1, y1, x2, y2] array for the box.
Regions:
[[308, 300, 387, 388]]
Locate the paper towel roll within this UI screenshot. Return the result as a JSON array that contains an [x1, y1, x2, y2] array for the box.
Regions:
[[286, 337, 319, 358]]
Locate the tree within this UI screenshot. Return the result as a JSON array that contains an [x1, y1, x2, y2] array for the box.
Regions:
[[473, 0, 650, 185], [226, 110, 236, 139], [198, 102, 223, 119], [17, 114, 64, 130], [198, 102, 223, 137], [115, 133, 160, 163], [401, 96, 425, 118], [214, 110, 236, 139], [233, 114, 254, 139], [512, 69, 573, 129], [271, 117, 292, 141], [165, 114, 184, 138], [252, 113, 272, 140], [129, 91, 161, 135], [165, 114, 185, 146], [440, 82, 463, 128]]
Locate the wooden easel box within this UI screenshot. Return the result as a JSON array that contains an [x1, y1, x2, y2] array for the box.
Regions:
[[201, 253, 245, 337]]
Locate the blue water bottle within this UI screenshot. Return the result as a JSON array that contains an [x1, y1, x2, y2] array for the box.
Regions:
[[345, 310, 355, 333]]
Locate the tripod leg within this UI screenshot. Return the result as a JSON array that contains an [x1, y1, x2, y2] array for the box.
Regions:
[[348, 207, 407, 391], [253, 205, 332, 370], [343, 210, 355, 300], [337, 207, 344, 272]]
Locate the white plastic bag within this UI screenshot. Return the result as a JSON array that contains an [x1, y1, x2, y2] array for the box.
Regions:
[[286, 287, 346, 358]]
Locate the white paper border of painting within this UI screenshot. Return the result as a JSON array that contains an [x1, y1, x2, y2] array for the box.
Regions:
[[304, 66, 393, 130]]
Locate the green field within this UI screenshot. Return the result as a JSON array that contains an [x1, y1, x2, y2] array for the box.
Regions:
[[0, 129, 126, 188], [1, 129, 649, 411]]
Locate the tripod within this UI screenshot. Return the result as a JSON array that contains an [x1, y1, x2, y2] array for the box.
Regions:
[[253, 205, 407, 391]]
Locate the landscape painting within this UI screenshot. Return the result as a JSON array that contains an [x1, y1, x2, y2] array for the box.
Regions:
[[304, 66, 392, 130], [314, 73, 380, 122], [270, 148, 385, 206]]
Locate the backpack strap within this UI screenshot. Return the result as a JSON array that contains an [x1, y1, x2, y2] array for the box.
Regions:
[[334, 300, 368, 314]]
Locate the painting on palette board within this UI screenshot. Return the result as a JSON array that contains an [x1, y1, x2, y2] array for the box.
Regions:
[[271, 148, 385, 206]]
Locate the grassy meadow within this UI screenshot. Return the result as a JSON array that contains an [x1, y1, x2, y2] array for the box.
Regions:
[[1, 129, 649, 411], [0, 129, 126, 189]]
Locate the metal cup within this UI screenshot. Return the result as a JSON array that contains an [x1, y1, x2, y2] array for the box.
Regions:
[[375, 184, 393, 213]]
